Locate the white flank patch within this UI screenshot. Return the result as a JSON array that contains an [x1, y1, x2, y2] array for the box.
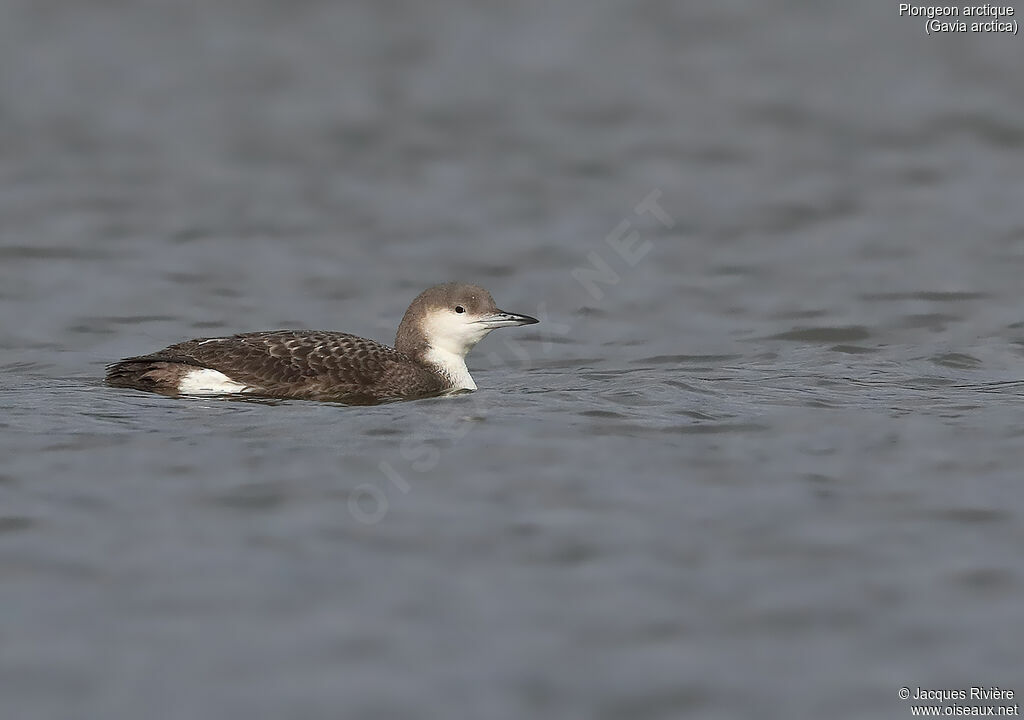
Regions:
[[177, 368, 249, 395]]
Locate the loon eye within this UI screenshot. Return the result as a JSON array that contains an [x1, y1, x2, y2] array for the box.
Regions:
[[454, 306, 465, 314]]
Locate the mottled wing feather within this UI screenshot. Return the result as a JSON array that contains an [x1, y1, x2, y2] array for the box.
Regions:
[[132, 331, 447, 402], [168, 332, 386, 384]]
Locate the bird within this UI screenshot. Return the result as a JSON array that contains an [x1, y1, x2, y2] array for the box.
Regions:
[[105, 282, 539, 404]]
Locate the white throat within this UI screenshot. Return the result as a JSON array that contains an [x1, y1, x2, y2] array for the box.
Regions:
[[423, 345, 477, 390]]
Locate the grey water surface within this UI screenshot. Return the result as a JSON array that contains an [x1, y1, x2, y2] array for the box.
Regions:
[[2, 2, 1023, 719]]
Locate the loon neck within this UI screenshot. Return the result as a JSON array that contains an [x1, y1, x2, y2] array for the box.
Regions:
[[396, 318, 480, 391], [396, 335, 476, 390], [421, 344, 476, 390]]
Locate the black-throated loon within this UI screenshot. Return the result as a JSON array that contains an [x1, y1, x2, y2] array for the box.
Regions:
[[105, 282, 539, 404]]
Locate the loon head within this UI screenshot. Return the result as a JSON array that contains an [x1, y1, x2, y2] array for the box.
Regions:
[[395, 282, 538, 389]]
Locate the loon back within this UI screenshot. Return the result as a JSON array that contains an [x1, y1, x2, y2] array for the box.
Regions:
[[106, 331, 450, 404]]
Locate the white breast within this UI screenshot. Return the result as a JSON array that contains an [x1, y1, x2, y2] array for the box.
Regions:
[[177, 368, 249, 395]]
